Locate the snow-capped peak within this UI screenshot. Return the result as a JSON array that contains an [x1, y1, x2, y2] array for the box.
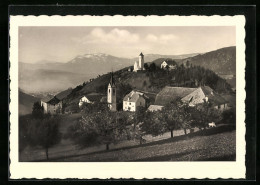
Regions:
[[69, 53, 110, 63]]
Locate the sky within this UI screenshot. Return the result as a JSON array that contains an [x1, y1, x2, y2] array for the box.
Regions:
[[19, 26, 236, 64]]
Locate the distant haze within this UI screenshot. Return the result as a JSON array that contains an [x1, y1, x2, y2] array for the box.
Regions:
[[19, 26, 235, 64]]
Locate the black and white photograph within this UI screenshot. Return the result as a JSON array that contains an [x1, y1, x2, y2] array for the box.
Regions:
[[9, 15, 246, 179]]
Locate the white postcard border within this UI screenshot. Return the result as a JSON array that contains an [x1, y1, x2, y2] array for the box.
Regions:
[[9, 15, 246, 179]]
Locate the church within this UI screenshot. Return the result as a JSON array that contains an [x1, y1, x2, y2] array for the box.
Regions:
[[133, 52, 145, 72], [107, 72, 117, 111]]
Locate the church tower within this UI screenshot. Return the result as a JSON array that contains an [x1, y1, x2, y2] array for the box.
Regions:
[[139, 52, 144, 70], [107, 72, 117, 111]]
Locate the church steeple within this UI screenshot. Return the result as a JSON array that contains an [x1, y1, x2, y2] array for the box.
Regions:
[[109, 72, 116, 87], [107, 72, 117, 111]]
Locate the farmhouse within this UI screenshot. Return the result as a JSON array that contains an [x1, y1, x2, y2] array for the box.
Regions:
[[155, 86, 228, 110], [155, 86, 196, 106], [181, 86, 228, 110], [123, 90, 148, 112], [41, 96, 62, 114], [79, 93, 103, 108], [133, 52, 145, 72], [161, 60, 177, 70]]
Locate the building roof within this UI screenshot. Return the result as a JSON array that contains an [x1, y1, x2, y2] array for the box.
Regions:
[[82, 93, 104, 102], [181, 87, 206, 104], [41, 94, 54, 103], [155, 86, 196, 106], [207, 93, 227, 106], [147, 105, 164, 112], [200, 86, 213, 95], [123, 90, 147, 103], [46, 96, 61, 105], [139, 52, 144, 56], [181, 86, 226, 106], [222, 94, 236, 107], [163, 60, 177, 66]]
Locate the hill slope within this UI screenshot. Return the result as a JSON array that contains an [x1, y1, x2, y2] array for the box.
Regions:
[[64, 64, 232, 107], [19, 90, 40, 115], [179, 46, 236, 75]]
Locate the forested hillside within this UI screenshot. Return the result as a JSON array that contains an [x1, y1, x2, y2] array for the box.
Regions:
[[179, 46, 236, 75], [63, 64, 232, 106]]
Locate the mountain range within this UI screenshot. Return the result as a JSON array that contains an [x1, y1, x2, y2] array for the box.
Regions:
[[18, 46, 236, 115], [19, 47, 235, 94], [19, 53, 202, 93]]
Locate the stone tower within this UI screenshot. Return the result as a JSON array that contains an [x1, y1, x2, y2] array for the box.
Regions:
[[107, 72, 117, 111], [139, 52, 144, 70]]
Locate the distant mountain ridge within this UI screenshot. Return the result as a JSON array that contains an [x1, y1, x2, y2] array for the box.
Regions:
[[19, 47, 235, 93], [132, 53, 201, 62]]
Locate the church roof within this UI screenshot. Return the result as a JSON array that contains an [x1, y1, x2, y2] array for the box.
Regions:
[[139, 52, 144, 56]]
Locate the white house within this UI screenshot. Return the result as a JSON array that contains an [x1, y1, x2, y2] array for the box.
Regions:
[[133, 52, 145, 72], [155, 86, 228, 111], [161, 60, 177, 70], [79, 93, 104, 108], [123, 90, 147, 112], [79, 96, 93, 107]]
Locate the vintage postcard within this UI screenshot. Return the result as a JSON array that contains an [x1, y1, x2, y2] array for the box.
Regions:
[[9, 15, 246, 179]]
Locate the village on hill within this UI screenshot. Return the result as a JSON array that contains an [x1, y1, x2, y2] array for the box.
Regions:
[[40, 52, 232, 115], [19, 52, 236, 161]]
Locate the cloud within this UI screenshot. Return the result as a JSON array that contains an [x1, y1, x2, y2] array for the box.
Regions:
[[72, 28, 140, 44], [145, 33, 178, 44], [146, 34, 158, 42]]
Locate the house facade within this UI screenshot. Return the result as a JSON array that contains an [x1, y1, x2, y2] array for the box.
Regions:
[[123, 90, 147, 112], [41, 96, 62, 114]]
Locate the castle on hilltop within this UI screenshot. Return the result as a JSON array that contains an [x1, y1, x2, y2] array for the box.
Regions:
[[133, 52, 145, 72]]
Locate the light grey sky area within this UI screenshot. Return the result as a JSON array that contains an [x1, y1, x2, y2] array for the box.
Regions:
[[19, 26, 236, 63]]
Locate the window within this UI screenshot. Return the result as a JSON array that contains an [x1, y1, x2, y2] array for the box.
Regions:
[[129, 103, 131, 105], [108, 89, 110, 93], [113, 89, 115, 94]]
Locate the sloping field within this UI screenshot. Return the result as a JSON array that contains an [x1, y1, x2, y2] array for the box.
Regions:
[[20, 125, 235, 162], [53, 127, 235, 162]]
